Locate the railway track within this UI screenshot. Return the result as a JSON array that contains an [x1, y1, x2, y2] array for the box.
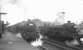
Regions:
[[39, 39, 82, 50]]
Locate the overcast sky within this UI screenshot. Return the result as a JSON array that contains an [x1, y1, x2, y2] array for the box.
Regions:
[[1, 0, 83, 25]]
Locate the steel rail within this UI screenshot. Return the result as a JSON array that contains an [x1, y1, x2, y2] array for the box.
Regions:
[[42, 39, 81, 50]]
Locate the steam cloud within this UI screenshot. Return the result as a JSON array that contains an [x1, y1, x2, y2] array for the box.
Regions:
[[0, 0, 27, 15]]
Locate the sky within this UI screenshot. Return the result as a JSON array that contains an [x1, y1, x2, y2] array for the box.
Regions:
[[1, 0, 83, 25]]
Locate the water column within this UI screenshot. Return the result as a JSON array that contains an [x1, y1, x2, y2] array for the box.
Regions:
[[0, 4, 7, 37]]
